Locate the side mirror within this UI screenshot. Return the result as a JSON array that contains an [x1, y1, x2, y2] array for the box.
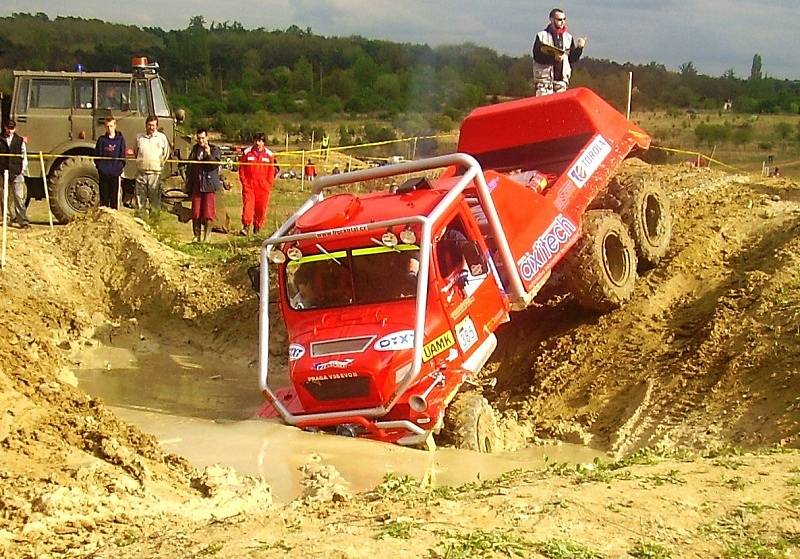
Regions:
[[462, 241, 488, 276], [247, 265, 260, 295]]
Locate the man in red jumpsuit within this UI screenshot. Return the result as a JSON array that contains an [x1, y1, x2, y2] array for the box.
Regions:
[[238, 132, 277, 235]]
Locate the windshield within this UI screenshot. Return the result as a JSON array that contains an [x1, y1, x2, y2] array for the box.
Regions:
[[286, 244, 419, 310], [150, 78, 171, 117]]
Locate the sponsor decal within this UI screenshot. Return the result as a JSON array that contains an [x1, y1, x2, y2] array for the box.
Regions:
[[374, 330, 414, 351], [422, 331, 455, 362], [567, 135, 612, 188], [313, 358, 355, 371], [314, 224, 369, 239], [449, 295, 475, 320], [288, 343, 305, 361], [307, 371, 359, 382], [455, 316, 479, 353], [517, 214, 577, 282], [487, 177, 500, 192], [554, 181, 575, 210]]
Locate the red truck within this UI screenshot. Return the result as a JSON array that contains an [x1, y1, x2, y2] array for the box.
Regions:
[[256, 88, 671, 451]]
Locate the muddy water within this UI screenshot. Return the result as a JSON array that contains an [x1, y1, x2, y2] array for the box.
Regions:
[[75, 333, 602, 502]]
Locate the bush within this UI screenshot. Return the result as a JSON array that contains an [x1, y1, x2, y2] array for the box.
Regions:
[[694, 123, 730, 145], [775, 122, 793, 140]]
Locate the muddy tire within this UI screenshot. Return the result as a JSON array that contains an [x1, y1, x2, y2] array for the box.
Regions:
[[593, 177, 672, 269], [442, 392, 501, 453], [48, 157, 100, 223], [562, 210, 637, 312]]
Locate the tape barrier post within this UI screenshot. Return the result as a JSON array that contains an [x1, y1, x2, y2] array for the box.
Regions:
[[300, 149, 305, 192], [117, 176, 123, 210], [39, 152, 54, 229], [1, 170, 8, 270]]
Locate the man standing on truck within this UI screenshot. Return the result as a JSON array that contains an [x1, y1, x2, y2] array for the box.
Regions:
[[238, 132, 277, 236], [0, 119, 29, 229], [134, 115, 170, 220], [532, 8, 587, 96]]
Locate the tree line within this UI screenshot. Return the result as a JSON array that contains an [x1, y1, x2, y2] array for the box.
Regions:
[[1, 12, 798, 141]]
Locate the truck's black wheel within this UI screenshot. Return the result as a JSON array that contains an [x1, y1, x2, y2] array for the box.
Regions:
[[593, 177, 672, 269], [562, 210, 637, 312], [48, 157, 99, 223], [442, 392, 501, 453]]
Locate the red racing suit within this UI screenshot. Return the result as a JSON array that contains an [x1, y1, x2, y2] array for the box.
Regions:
[[238, 145, 277, 229]]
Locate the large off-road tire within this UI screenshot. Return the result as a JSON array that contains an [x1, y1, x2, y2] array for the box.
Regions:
[[48, 157, 100, 223], [562, 210, 637, 312], [593, 177, 672, 269], [442, 391, 501, 453]]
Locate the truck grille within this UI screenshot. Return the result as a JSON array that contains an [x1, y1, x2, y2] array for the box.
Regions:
[[311, 336, 375, 357], [304, 376, 371, 401]]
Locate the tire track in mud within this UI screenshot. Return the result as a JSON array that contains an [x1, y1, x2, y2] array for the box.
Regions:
[[488, 163, 800, 454]]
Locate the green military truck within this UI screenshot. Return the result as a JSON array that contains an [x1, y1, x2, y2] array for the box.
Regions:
[[8, 57, 189, 222]]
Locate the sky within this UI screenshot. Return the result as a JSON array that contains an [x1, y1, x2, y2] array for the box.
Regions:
[[3, 0, 799, 79]]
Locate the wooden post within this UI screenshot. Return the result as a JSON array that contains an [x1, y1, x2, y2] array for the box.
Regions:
[[285, 133, 289, 152], [39, 152, 54, 229], [412, 137, 418, 160], [626, 72, 633, 120], [1, 170, 8, 269], [300, 149, 305, 192], [310, 130, 315, 153]]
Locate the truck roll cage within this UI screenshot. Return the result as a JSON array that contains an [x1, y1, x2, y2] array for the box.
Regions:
[[258, 153, 526, 426]]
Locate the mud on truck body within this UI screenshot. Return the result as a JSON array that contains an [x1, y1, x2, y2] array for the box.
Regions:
[[258, 88, 671, 451], [9, 57, 189, 223]]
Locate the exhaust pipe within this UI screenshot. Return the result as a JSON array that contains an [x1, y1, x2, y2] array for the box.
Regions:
[[409, 373, 444, 413]]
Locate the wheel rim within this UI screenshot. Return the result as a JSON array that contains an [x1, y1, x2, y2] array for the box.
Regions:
[[642, 193, 663, 246], [602, 231, 629, 287], [66, 177, 99, 212]]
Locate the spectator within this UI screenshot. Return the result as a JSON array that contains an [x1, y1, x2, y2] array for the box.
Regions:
[[304, 159, 317, 181], [532, 8, 586, 96], [331, 163, 341, 175], [238, 132, 277, 236], [186, 128, 222, 242], [134, 115, 170, 221], [94, 116, 126, 209], [0, 119, 29, 229]]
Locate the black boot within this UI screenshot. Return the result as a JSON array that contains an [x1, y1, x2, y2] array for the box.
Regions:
[[192, 220, 201, 243], [202, 221, 210, 242]]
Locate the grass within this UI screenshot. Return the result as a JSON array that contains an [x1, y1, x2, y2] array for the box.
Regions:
[[633, 109, 800, 179], [431, 529, 532, 559], [375, 518, 416, 540], [627, 540, 671, 558], [538, 538, 604, 559]]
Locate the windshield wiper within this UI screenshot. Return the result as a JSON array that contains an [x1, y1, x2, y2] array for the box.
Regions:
[[315, 243, 344, 266]]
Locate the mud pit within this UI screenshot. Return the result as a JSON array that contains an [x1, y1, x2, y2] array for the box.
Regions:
[[2, 163, 800, 557]]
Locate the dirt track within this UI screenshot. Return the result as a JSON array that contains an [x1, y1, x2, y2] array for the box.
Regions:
[[2, 162, 800, 557]]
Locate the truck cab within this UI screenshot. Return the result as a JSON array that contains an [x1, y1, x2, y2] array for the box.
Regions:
[[10, 57, 188, 222]]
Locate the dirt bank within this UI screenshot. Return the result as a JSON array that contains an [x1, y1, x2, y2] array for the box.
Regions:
[[1, 164, 799, 557], [490, 162, 800, 456]]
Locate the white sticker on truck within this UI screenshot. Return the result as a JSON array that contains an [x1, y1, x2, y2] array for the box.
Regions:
[[568, 135, 612, 188], [374, 330, 415, 351], [455, 316, 479, 353], [289, 343, 305, 361]]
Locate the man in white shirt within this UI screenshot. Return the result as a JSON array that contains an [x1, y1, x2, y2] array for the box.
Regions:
[[0, 119, 30, 229], [134, 115, 170, 220]]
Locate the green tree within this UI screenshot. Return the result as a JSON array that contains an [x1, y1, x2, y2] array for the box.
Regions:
[[749, 54, 762, 80]]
